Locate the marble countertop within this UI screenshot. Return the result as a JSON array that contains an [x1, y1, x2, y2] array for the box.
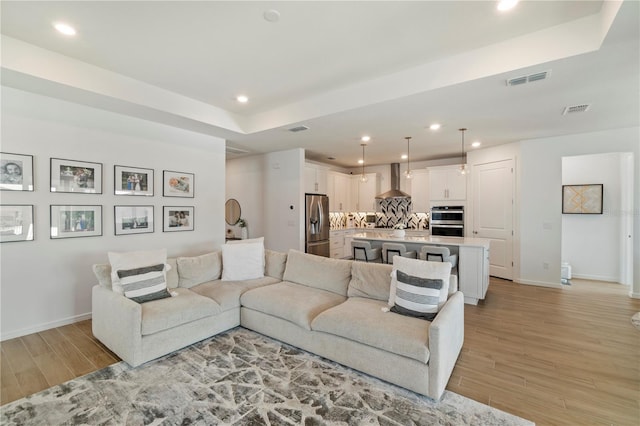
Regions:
[[351, 231, 490, 248]]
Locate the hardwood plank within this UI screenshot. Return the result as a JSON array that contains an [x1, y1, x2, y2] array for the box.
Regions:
[[31, 351, 75, 387], [20, 333, 51, 358], [13, 367, 49, 397], [1, 338, 37, 373], [48, 341, 95, 377]]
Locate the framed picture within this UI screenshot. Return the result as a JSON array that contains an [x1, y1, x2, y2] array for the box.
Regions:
[[0, 205, 34, 242], [50, 158, 102, 194], [50, 205, 102, 239], [1, 152, 34, 191], [115, 205, 154, 235], [562, 184, 604, 214], [163, 170, 194, 198], [163, 206, 194, 232], [114, 165, 154, 196]]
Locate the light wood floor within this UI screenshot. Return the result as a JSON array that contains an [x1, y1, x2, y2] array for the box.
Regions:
[[1, 278, 639, 425]]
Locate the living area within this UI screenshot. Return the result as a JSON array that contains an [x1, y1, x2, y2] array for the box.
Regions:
[[2, 1, 640, 425]]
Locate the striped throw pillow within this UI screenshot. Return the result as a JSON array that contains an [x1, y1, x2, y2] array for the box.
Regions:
[[117, 263, 171, 303], [390, 270, 443, 321]]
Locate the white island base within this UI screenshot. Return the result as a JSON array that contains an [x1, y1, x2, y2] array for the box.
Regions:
[[352, 232, 490, 305]]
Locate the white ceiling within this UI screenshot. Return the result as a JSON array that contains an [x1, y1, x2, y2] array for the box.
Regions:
[[1, 1, 638, 167]]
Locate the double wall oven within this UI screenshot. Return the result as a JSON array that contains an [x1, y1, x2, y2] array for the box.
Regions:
[[430, 206, 464, 237]]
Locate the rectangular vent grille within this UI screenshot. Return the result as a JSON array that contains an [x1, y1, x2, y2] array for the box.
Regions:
[[226, 145, 250, 155], [507, 70, 550, 86], [562, 104, 591, 115], [288, 125, 309, 133]]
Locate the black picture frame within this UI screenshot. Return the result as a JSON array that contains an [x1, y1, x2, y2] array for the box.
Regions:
[[114, 205, 154, 235], [163, 206, 194, 232], [114, 165, 154, 196], [562, 184, 603, 214], [1, 152, 34, 191], [50, 205, 103, 238], [50, 158, 103, 194], [163, 170, 194, 198]]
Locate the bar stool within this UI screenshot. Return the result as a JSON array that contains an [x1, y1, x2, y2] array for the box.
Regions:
[[351, 241, 382, 263], [419, 246, 458, 273], [382, 243, 417, 264]]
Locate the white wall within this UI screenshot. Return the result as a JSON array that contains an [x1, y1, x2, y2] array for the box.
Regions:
[[562, 153, 623, 282], [518, 127, 639, 295], [263, 149, 305, 253], [0, 87, 226, 340], [225, 155, 265, 239]]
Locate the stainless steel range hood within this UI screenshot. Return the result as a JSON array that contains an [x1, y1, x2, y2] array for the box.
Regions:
[[375, 163, 411, 199]]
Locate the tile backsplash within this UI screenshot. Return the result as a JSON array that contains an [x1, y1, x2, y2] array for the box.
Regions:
[[330, 198, 429, 229]]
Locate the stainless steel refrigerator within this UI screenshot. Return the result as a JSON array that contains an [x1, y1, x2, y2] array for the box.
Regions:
[[305, 193, 330, 257]]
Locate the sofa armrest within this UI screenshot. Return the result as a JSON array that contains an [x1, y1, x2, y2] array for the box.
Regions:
[[92, 285, 143, 365], [428, 291, 464, 400]]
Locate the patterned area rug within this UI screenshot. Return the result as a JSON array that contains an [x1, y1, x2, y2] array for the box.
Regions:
[[1, 328, 534, 425]]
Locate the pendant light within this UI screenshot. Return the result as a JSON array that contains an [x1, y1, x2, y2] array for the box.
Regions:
[[360, 143, 368, 183], [458, 128, 468, 175], [404, 136, 412, 179]]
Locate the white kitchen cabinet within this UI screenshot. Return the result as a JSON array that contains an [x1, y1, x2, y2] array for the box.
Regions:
[[458, 245, 490, 305], [409, 170, 430, 213], [429, 165, 466, 202], [327, 172, 352, 212], [353, 173, 379, 212], [329, 230, 345, 259], [305, 163, 328, 194]]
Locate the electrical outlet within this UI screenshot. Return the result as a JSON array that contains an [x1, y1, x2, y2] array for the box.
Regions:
[[543, 262, 549, 270]]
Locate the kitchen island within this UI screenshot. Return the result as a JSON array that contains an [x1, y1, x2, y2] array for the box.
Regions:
[[352, 232, 490, 305]]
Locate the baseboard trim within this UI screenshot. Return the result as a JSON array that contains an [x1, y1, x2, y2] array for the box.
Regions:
[[514, 278, 563, 289], [629, 292, 640, 299], [571, 273, 619, 283], [1, 312, 92, 341]]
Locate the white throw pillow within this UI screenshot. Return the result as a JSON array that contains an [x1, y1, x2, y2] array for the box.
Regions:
[[108, 249, 167, 294], [221, 241, 265, 281], [226, 237, 266, 266], [388, 256, 451, 309]]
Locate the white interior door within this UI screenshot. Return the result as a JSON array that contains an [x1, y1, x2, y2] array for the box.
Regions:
[[472, 159, 514, 280]]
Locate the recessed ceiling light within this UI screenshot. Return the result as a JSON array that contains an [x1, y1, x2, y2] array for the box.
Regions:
[[263, 9, 281, 23], [53, 22, 76, 36], [361, 135, 371, 142], [401, 154, 408, 160], [429, 123, 441, 130], [497, 0, 519, 12], [358, 159, 364, 164], [472, 141, 481, 148], [236, 95, 249, 103]]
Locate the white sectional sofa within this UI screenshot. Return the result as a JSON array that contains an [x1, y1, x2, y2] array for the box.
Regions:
[[92, 247, 464, 400]]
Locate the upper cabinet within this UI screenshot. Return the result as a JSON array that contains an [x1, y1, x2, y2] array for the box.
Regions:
[[408, 170, 430, 213], [429, 165, 467, 202], [354, 173, 379, 212], [304, 163, 328, 194], [327, 171, 352, 212]]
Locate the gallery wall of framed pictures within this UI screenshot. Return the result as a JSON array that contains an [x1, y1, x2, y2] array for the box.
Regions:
[[1, 152, 198, 242]]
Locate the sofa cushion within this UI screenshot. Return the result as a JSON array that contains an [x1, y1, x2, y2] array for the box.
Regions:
[[311, 297, 430, 364], [389, 257, 451, 308], [265, 249, 287, 280], [282, 250, 352, 296], [241, 281, 346, 330], [190, 276, 280, 312], [347, 262, 393, 301], [177, 251, 222, 288], [108, 249, 167, 294], [166, 258, 179, 289], [140, 288, 221, 336], [222, 242, 265, 281]]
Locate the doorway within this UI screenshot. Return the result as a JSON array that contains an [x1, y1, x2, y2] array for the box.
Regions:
[[561, 152, 634, 285]]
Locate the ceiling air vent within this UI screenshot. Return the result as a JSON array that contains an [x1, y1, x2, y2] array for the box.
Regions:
[[506, 70, 550, 86], [288, 125, 309, 133], [562, 104, 591, 115], [226, 145, 250, 155]]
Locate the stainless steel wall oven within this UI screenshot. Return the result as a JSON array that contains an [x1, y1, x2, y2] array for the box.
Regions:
[[430, 206, 464, 237]]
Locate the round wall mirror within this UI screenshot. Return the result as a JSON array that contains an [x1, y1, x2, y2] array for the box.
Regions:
[[225, 199, 241, 225]]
